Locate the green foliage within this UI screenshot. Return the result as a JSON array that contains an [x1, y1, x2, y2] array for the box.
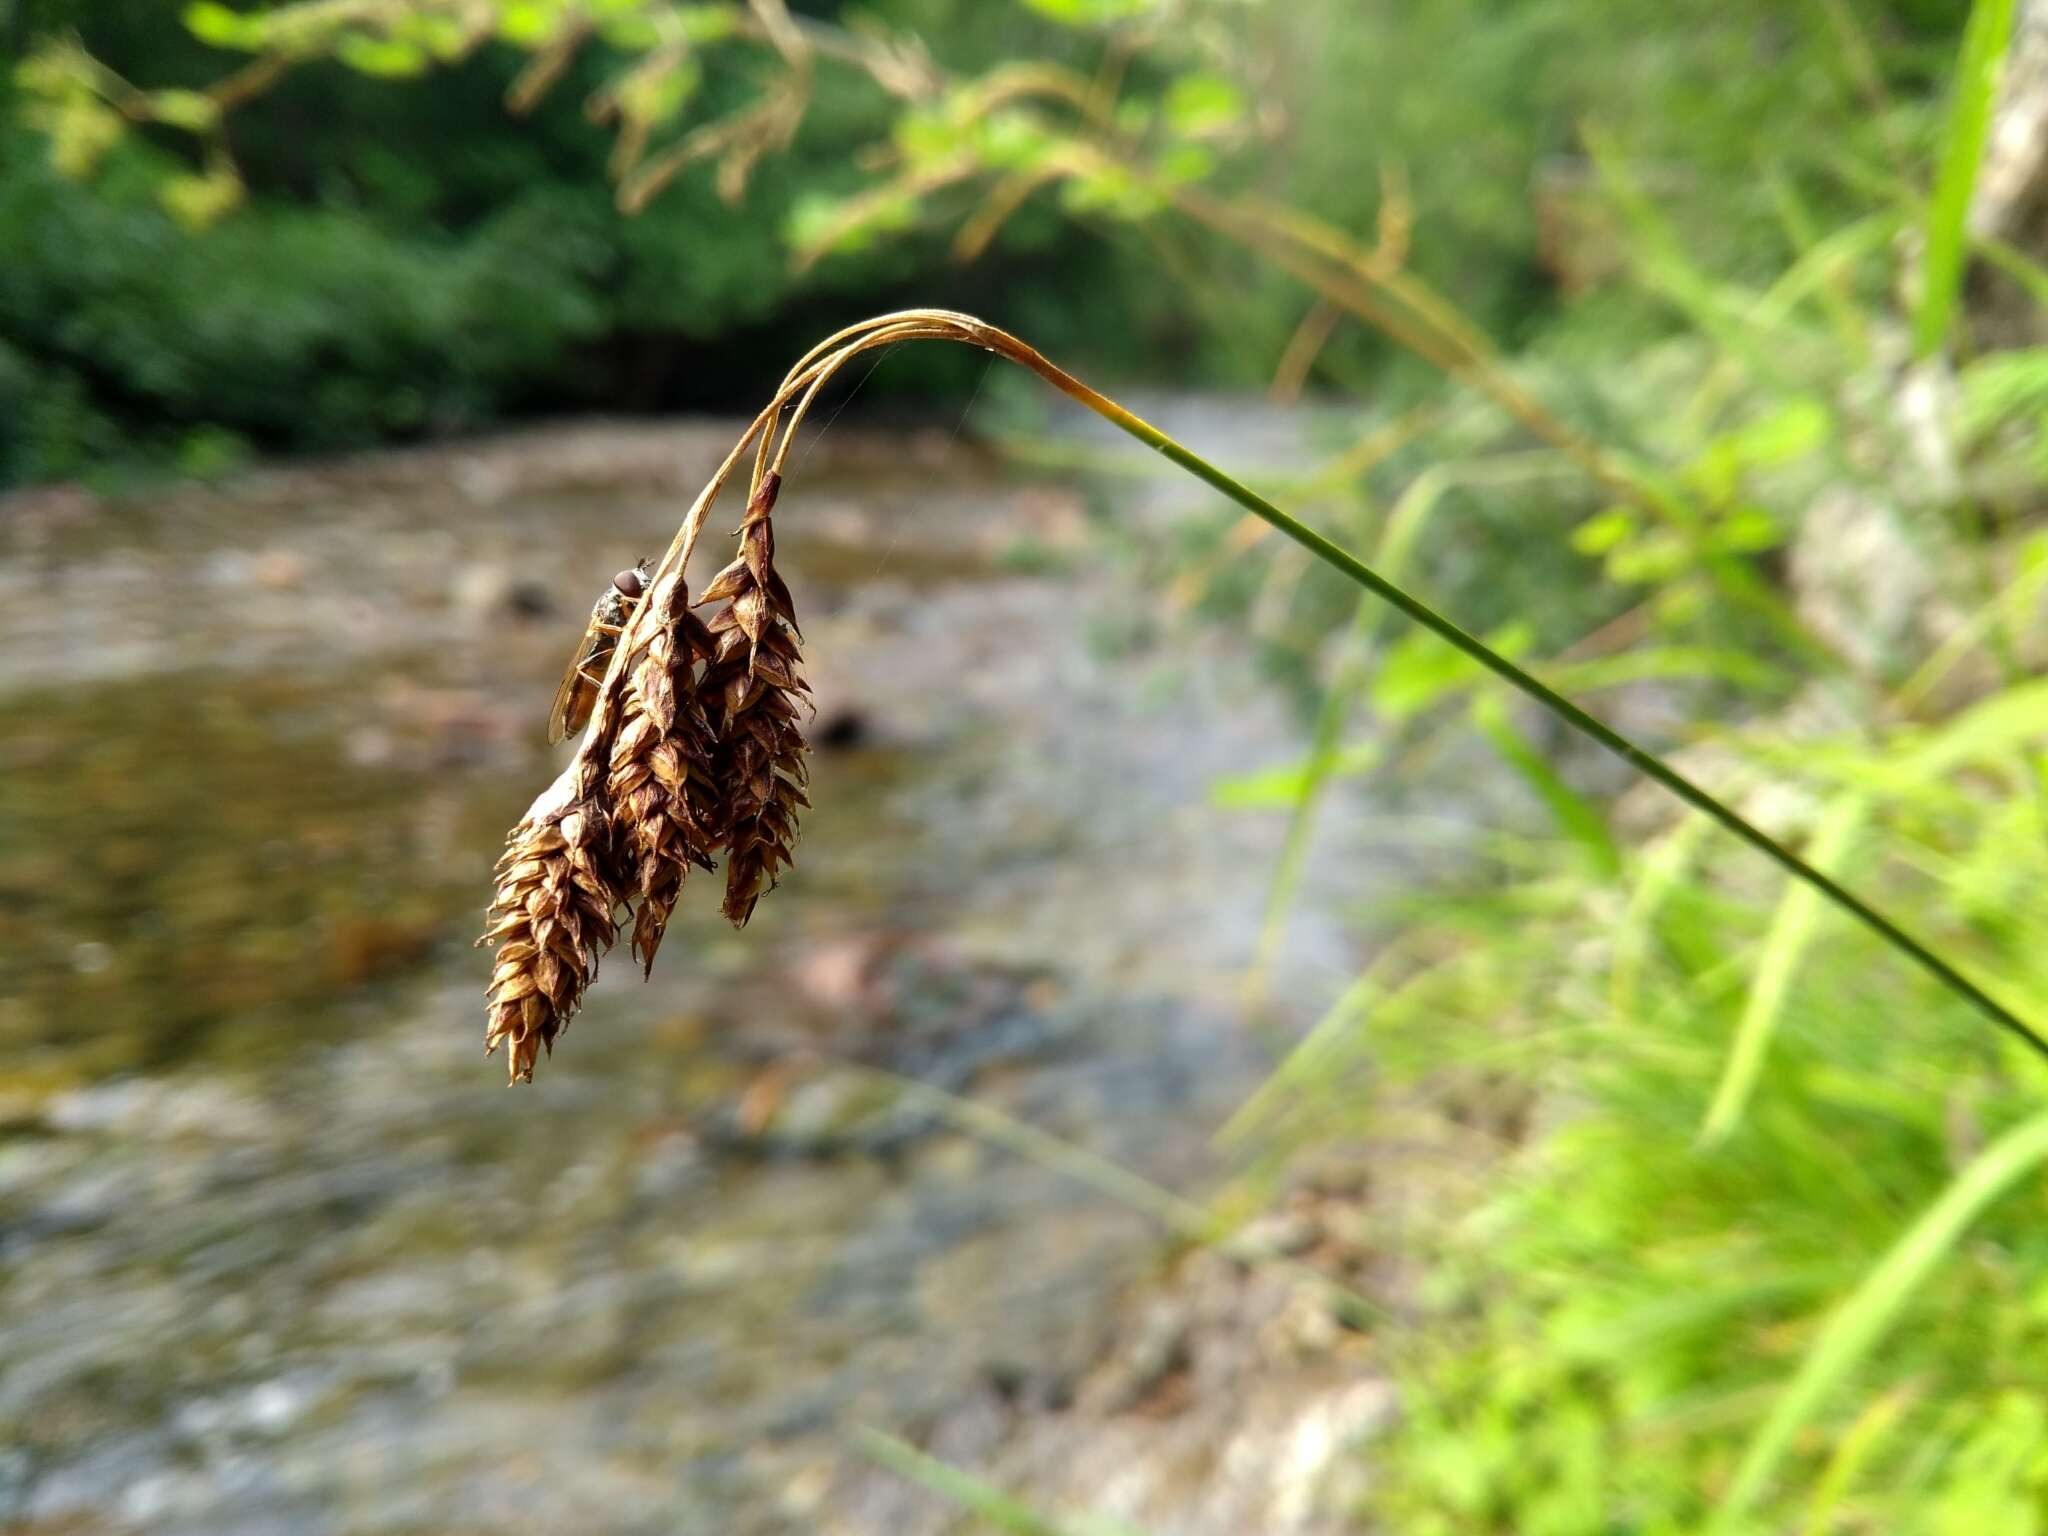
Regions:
[[1217, 37, 2048, 1516], [0, 0, 1155, 485], [5, 0, 1971, 491], [0, 124, 607, 477], [6, 8, 2045, 1526]]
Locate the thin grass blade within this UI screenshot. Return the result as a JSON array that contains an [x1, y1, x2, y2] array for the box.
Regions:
[[1470, 692, 1622, 878], [1711, 1107, 2048, 1530], [1913, 0, 2018, 356], [1701, 793, 1871, 1144], [850, 1428, 1147, 1536]]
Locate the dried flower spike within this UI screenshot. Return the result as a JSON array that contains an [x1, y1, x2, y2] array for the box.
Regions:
[[473, 309, 2048, 1086], [479, 771, 625, 1083], [606, 570, 723, 973], [698, 471, 811, 926]]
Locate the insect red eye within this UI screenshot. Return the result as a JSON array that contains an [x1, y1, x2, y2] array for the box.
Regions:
[[613, 569, 645, 598]]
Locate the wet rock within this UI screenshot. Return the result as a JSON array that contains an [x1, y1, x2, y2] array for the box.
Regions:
[[815, 708, 869, 750], [251, 550, 307, 592], [506, 580, 555, 619], [1081, 1297, 1193, 1414], [1789, 486, 1938, 676]]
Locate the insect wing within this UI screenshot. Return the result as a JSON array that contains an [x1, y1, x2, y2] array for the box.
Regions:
[[543, 565, 650, 743], [546, 593, 615, 744], [546, 650, 600, 744]]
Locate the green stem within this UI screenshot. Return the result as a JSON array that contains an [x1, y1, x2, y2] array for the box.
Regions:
[[1001, 340, 2048, 1064]]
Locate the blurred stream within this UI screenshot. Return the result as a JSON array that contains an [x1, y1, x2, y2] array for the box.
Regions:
[[0, 415, 1373, 1535]]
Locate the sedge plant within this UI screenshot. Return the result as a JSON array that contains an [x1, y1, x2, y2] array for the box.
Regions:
[[480, 306, 2047, 1082]]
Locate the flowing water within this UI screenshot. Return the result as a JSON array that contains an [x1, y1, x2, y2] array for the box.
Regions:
[[0, 416, 1380, 1534]]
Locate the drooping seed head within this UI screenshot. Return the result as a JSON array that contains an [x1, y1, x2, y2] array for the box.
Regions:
[[605, 572, 723, 972], [698, 473, 810, 927], [479, 770, 625, 1083]]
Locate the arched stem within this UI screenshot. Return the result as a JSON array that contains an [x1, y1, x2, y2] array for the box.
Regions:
[[610, 310, 2047, 1064]]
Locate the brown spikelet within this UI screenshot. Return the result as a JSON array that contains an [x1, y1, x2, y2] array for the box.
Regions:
[[700, 471, 811, 926], [606, 572, 723, 973], [479, 778, 624, 1083]]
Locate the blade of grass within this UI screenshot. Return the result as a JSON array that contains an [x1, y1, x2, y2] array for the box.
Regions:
[[1247, 452, 1579, 999], [1893, 676, 2048, 785], [1975, 227, 2048, 309], [1913, 0, 2018, 356], [1546, 645, 1791, 696], [848, 1061, 1380, 1322], [1245, 464, 1448, 995], [1470, 692, 1622, 878], [1220, 945, 1404, 1145], [1762, 164, 1869, 358], [850, 1428, 1147, 1536], [1803, 1386, 1916, 1536], [1700, 793, 1872, 1145], [1808, 0, 1908, 175], [1711, 1107, 2048, 1531], [1893, 536, 2048, 713], [1611, 808, 1720, 1023], [1587, 125, 1790, 385]]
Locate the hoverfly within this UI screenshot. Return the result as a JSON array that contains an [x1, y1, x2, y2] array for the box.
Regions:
[[547, 560, 651, 743]]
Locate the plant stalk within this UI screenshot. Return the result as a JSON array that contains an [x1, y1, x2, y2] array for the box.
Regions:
[[618, 308, 2042, 1067], [968, 323, 2047, 1065]]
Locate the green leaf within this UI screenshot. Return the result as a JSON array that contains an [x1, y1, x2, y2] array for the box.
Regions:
[[157, 167, 244, 231], [1605, 529, 1690, 585], [1713, 504, 1784, 554], [36, 94, 127, 180], [786, 190, 919, 259], [894, 105, 967, 168], [1688, 398, 1828, 501], [977, 111, 1060, 172], [1959, 348, 2048, 438], [1728, 395, 1831, 467], [1915, 0, 2018, 356], [675, 5, 741, 45], [1155, 143, 1216, 186], [1571, 506, 1635, 556], [182, 1, 265, 50], [1017, 0, 1158, 26], [1057, 163, 1164, 220], [617, 55, 700, 124], [596, 14, 662, 51], [495, 2, 562, 48], [1373, 623, 1534, 720], [1545, 645, 1788, 694], [147, 88, 222, 133], [1893, 677, 2048, 785], [334, 35, 430, 78], [1162, 73, 1245, 138], [397, 12, 473, 61], [1211, 742, 1382, 810]]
